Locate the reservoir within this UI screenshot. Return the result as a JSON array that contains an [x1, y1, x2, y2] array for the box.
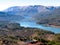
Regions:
[[20, 22, 60, 33]]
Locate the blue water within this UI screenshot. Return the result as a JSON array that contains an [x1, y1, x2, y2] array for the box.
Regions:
[[19, 22, 60, 33]]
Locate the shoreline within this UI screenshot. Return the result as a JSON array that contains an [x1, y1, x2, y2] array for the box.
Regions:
[[45, 24, 60, 28], [50, 25, 60, 28]]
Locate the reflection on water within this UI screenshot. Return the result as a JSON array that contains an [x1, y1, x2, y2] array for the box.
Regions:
[[19, 22, 60, 33]]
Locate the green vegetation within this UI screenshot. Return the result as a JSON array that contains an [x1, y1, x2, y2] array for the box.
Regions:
[[0, 23, 60, 45]]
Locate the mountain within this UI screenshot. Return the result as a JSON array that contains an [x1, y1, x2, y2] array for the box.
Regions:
[[37, 7, 60, 26], [0, 11, 24, 22], [4, 5, 58, 22], [5, 5, 57, 15], [0, 5, 60, 25]]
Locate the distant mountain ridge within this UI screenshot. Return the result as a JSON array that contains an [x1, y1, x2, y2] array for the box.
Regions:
[[0, 5, 60, 24]]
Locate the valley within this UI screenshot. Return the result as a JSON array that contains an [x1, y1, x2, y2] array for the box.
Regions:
[[0, 5, 60, 45]]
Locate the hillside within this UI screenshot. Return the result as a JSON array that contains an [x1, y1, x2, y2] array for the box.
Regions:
[[37, 8, 60, 26], [0, 23, 60, 45], [0, 11, 24, 22], [1, 5, 60, 26], [3, 5, 58, 22]]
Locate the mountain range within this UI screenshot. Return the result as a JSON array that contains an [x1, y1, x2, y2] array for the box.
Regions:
[[0, 5, 60, 25]]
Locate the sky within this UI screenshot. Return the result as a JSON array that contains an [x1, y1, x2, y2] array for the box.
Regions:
[[0, 0, 60, 11]]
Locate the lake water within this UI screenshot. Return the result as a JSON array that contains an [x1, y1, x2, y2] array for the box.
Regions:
[[19, 22, 60, 33]]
